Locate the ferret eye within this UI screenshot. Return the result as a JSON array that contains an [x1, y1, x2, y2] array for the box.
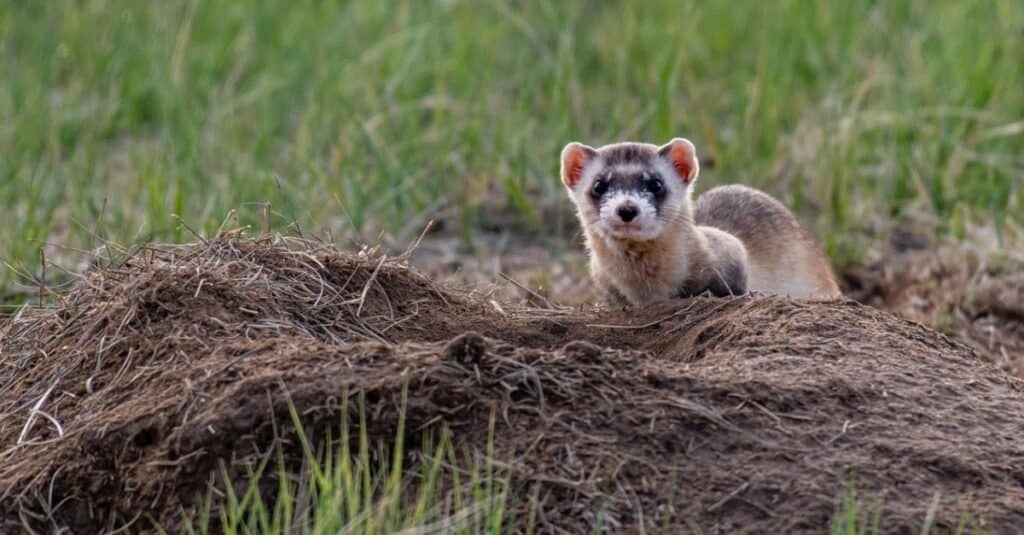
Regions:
[[591, 179, 608, 197], [646, 178, 664, 194]]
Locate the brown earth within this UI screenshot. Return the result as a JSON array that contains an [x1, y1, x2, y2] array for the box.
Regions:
[[2, 237, 1024, 533], [844, 245, 1024, 377]]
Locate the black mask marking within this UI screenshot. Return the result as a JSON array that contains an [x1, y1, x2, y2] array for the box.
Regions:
[[588, 169, 668, 216]]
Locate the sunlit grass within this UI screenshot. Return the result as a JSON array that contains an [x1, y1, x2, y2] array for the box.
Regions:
[[3, 0, 1023, 296], [174, 387, 516, 535]]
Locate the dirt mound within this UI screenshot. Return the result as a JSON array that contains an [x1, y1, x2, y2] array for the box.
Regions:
[[845, 246, 1024, 376], [3, 237, 1024, 533]]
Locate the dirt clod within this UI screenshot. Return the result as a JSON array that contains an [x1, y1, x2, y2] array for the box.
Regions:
[[443, 331, 490, 365], [561, 340, 604, 361], [2, 236, 1024, 533]]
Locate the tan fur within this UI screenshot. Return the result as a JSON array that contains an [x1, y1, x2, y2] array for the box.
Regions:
[[693, 185, 842, 299], [691, 226, 749, 295], [562, 140, 841, 305], [584, 216, 750, 305], [584, 220, 697, 305]]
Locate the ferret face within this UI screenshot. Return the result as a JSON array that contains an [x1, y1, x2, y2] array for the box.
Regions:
[[560, 139, 700, 243]]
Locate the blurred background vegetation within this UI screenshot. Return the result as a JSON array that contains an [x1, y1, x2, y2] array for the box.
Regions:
[[1, 0, 1022, 299]]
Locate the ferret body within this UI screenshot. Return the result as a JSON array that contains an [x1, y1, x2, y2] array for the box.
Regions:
[[560, 138, 841, 306]]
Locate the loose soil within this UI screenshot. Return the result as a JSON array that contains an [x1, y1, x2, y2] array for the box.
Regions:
[[845, 245, 1024, 377], [2, 237, 1024, 533]]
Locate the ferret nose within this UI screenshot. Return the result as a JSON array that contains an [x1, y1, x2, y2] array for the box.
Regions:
[[616, 203, 639, 222]]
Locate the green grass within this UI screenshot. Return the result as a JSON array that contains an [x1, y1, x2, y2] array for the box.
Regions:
[[175, 388, 517, 535], [2, 0, 1023, 296], [830, 486, 882, 535], [830, 485, 988, 535]]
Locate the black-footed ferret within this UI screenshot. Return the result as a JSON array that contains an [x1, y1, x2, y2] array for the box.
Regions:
[[560, 138, 841, 306]]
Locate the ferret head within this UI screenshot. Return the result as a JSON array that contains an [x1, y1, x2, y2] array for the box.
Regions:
[[560, 138, 700, 243]]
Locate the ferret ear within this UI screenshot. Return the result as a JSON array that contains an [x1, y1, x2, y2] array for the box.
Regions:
[[560, 142, 597, 189], [658, 138, 700, 184]]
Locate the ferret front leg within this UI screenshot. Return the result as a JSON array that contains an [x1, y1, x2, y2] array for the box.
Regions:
[[602, 284, 632, 309]]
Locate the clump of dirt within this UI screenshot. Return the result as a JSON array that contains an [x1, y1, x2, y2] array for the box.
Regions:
[[3, 236, 1024, 533]]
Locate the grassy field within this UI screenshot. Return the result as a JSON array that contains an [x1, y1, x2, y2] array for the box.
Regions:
[[2, 0, 1022, 296]]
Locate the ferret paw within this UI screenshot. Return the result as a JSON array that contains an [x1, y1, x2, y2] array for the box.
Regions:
[[602, 286, 631, 309]]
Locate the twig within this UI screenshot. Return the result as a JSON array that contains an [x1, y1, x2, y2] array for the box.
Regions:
[[400, 219, 434, 261], [737, 496, 776, 518], [38, 248, 46, 307], [706, 481, 750, 512], [216, 209, 239, 238], [274, 174, 303, 237], [262, 201, 272, 235], [34, 411, 63, 439], [826, 419, 854, 446], [18, 380, 58, 444], [171, 214, 209, 245], [499, 272, 554, 309], [356, 255, 387, 318]]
